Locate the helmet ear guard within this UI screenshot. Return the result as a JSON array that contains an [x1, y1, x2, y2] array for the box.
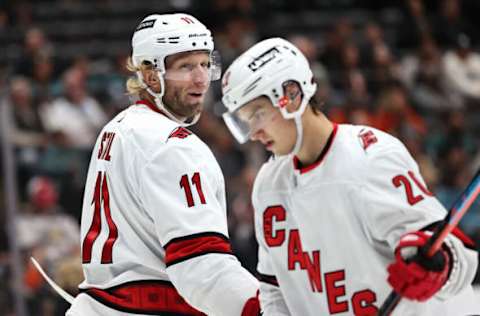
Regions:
[[277, 80, 305, 114]]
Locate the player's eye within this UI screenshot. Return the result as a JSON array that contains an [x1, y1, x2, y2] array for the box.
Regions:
[[250, 109, 267, 124], [179, 63, 194, 71]]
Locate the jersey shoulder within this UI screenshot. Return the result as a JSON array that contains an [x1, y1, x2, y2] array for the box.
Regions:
[[339, 124, 402, 150], [338, 124, 410, 162], [111, 105, 209, 160], [116, 105, 181, 142], [336, 124, 416, 180]]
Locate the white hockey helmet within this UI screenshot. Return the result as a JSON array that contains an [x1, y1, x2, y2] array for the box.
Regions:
[[131, 13, 221, 125], [221, 37, 317, 149]]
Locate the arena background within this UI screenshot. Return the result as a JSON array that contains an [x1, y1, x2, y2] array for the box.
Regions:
[[0, 0, 479, 315]]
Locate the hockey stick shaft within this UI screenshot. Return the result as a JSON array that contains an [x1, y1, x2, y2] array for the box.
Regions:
[[30, 257, 75, 304], [378, 169, 480, 316]]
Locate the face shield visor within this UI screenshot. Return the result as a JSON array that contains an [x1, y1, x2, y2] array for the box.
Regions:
[[162, 50, 222, 82], [222, 80, 302, 144], [222, 99, 277, 144]]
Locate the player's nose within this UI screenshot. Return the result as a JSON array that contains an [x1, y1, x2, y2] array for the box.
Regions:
[[250, 128, 264, 142], [192, 66, 209, 86]]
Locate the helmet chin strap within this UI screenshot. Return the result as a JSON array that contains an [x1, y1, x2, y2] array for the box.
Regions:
[[272, 115, 303, 159], [292, 116, 304, 155], [282, 93, 308, 156], [273, 83, 310, 157], [137, 70, 201, 127]]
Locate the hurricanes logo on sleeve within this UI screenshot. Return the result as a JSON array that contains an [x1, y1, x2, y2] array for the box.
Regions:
[[358, 129, 377, 150], [168, 127, 192, 140]]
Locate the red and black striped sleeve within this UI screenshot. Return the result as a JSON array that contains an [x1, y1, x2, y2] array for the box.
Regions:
[[422, 221, 476, 250], [449, 226, 476, 249], [164, 232, 233, 267], [257, 272, 279, 287]]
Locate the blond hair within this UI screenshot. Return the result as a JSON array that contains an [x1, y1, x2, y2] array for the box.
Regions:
[[125, 57, 154, 96]]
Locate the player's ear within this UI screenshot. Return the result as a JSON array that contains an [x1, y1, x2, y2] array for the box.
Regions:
[[283, 81, 302, 113], [142, 68, 161, 92]]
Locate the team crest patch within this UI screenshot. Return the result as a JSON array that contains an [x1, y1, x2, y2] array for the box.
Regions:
[[136, 19, 156, 31], [358, 129, 378, 150], [168, 127, 192, 140]]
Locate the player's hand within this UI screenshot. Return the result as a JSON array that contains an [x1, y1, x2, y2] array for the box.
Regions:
[[387, 231, 450, 302]]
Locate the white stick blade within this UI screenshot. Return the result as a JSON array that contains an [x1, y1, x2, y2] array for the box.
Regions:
[[30, 257, 75, 304]]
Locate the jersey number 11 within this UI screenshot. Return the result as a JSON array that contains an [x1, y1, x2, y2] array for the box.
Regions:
[[82, 171, 119, 264], [180, 172, 206, 207]]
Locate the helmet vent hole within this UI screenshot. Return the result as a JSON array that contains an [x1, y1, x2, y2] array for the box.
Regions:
[[204, 41, 207, 46], [192, 42, 196, 47], [162, 21, 168, 25], [303, 81, 306, 85]]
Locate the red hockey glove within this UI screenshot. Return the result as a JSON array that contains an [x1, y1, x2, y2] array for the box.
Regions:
[[241, 290, 261, 316], [387, 231, 451, 302]]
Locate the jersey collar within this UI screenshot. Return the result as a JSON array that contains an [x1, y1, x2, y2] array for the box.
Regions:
[[135, 99, 168, 117], [293, 123, 338, 174]]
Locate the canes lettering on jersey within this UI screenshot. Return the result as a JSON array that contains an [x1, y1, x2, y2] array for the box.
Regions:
[[263, 205, 378, 315]]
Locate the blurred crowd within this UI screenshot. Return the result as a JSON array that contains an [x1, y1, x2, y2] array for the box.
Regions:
[[0, 0, 479, 315]]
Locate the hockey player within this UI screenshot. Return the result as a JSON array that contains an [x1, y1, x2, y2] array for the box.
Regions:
[[221, 37, 479, 315], [69, 13, 260, 316]]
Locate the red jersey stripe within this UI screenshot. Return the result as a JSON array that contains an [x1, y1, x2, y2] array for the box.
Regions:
[[136, 99, 168, 116], [164, 232, 233, 267], [451, 227, 476, 249], [257, 272, 279, 287], [81, 280, 205, 315]]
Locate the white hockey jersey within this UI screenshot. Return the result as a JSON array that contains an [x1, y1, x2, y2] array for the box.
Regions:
[[253, 123, 479, 316], [75, 100, 258, 316]]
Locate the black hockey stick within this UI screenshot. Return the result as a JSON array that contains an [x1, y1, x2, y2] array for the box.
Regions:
[[378, 169, 480, 316]]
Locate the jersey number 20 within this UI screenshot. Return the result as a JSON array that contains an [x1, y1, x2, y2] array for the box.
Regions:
[[82, 171, 119, 264], [392, 170, 433, 205]]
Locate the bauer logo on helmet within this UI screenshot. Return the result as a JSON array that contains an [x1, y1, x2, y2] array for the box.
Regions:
[[248, 47, 280, 72], [136, 19, 156, 31]]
